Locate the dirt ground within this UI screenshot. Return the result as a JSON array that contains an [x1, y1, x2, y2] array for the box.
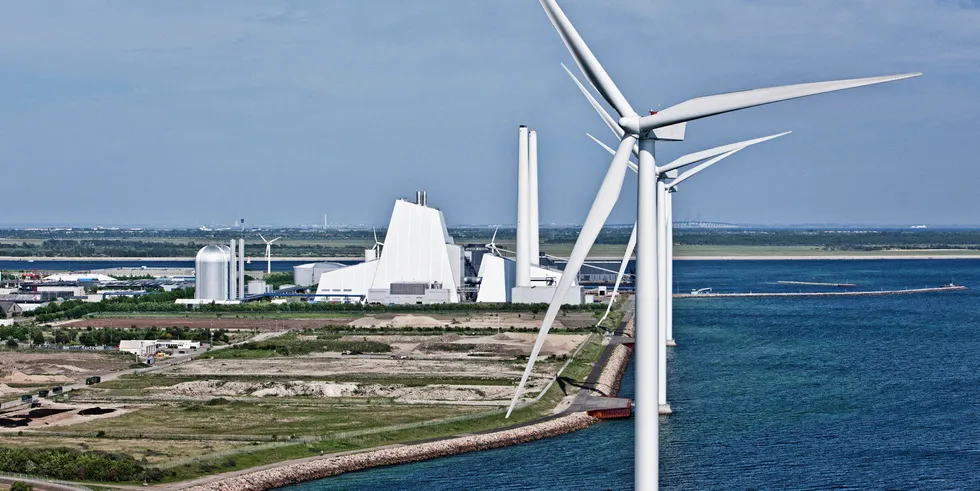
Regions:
[[0, 352, 131, 386], [0, 401, 132, 432], [62, 311, 598, 331], [64, 317, 347, 331]]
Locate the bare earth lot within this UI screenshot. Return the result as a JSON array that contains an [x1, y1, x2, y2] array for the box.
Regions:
[[1, 310, 602, 486], [62, 311, 597, 331], [0, 351, 131, 388]]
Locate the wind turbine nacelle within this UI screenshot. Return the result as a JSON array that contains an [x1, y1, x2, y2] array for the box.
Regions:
[[665, 169, 678, 179], [652, 122, 686, 141]]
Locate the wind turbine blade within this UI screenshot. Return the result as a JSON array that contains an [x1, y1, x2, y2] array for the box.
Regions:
[[587, 133, 638, 173], [657, 131, 791, 175], [670, 149, 741, 190], [540, 0, 636, 118], [636, 73, 921, 133], [669, 132, 790, 189], [259, 234, 267, 244], [597, 222, 636, 328], [491, 226, 499, 245], [506, 134, 637, 418], [563, 63, 623, 140]]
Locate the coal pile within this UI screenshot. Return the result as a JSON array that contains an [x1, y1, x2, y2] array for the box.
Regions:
[[27, 408, 72, 418], [0, 417, 30, 428], [78, 407, 116, 416]]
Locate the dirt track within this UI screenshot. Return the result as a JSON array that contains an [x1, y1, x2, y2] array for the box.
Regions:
[[64, 318, 352, 331]]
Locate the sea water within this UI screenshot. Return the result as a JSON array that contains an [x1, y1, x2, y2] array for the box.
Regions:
[[280, 259, 980, 490]]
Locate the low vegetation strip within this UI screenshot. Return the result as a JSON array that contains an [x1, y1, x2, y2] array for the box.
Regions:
[[208, 335, 391, 359]]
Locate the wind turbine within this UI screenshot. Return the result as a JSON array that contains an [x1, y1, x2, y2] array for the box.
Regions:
[[372, 228, 385, 258], [258, 234, 281, 274], [589, 130, 790, 414], [513, 1, 920, 489], [486, 226, 506, 256], [590, 132, 789, 333]]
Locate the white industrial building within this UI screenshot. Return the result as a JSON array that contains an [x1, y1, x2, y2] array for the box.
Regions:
[[476, 126, 581, 305], [312, 127, 580, 306], [315, 192, 463, 304], [118, 339, 202, 357]]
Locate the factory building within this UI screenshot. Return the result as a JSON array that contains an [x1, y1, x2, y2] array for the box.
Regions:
[[293, 262, 347, 287], [119, 339, 202, 357], [313, 127, 581, 306], [314, 192, 463, 304]]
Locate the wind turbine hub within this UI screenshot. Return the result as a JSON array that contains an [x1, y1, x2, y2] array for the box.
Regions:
[[618, 115, 642, 135]]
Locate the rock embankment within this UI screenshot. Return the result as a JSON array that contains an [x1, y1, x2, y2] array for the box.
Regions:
[[595, 345, 631, 398], [184, 413, 598, 491]]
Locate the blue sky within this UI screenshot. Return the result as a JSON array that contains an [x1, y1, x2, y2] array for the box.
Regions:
[[1, 0, 978, 228]]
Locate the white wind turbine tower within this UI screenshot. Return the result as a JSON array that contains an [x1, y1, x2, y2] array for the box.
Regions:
[[512, 1, 920, 489], [587, 130, 790, 414], [258, 234, 281, 274]]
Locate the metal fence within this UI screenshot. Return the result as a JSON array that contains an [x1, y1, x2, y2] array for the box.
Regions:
[[0, 471, 94, 491]]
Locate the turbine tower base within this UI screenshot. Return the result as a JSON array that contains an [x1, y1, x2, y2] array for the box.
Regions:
[[666, 339, 677, 347], [659, 404, 673, 416]]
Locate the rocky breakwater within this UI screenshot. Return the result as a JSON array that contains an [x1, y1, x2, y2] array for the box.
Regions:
[[184, 413, 598, 491]]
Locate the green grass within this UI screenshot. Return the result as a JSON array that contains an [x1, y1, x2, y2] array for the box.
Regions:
[[40, 401, 484, 440]]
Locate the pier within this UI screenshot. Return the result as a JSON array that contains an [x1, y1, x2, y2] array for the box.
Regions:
[[676, 285, 967, 299], [777, 280, 856, 287]]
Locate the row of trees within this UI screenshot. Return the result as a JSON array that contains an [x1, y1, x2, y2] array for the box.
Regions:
[[0, 324, 229, 347], [0, 446, 160, 482], [26, 289, 604, 323]]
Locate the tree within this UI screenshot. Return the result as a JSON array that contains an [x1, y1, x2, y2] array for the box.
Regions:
[[6, 338, 18, 348], [11, 482, 33, 491]]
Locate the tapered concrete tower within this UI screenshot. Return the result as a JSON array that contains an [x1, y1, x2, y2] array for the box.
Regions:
[[529, 130, 540, 266], [516, 125, 531, 287]]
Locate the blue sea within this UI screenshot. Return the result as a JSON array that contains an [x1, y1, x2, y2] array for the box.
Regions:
[[279, 259, 980, 490]]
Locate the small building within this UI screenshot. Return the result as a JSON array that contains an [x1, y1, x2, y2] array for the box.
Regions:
[[119, 339, 202, 357], [0, 301, 23, 318]]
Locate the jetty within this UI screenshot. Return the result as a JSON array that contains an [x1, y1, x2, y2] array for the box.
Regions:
[[675, 284, 967, 299], [777, 280, 856, 287]]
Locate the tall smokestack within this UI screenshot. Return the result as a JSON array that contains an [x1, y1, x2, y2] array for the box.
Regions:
[[422, 191, 427, 207], [416, 191, 422, 205], [516, 126, 531, 287], [228, 239, 237, 301], [238, 238, 245, 300], [529, 130, 540, 266]]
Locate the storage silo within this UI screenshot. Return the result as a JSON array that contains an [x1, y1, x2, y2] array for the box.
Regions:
[[195, 245, 231, 301], [313, 262, 346, 283], [293, 263, 316, 287]]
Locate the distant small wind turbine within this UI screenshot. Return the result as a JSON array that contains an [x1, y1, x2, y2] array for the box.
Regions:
[[372, 228, 384, 258], [259, 234, 281, 274]]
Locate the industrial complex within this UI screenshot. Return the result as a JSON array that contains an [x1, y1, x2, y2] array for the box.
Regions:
[[187, 126, 582, 306]]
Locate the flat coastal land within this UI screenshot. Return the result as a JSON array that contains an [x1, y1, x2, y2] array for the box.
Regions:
[[0, 300, 633, 490]]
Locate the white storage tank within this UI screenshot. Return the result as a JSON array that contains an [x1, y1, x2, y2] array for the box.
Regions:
[[313, 262, 346, 283], [195, 245, 231, 301], [247, 280, 268, 295], [293, 263, 316, 287]]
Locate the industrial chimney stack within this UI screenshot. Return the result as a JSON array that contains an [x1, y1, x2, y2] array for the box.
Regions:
[[516, 126, 531, 287]]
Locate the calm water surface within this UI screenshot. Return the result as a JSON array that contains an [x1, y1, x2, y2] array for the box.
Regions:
[[280, 259, 980, 490]]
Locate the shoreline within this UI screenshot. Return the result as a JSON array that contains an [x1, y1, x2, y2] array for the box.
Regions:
[[174, 306, 637, 491]]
